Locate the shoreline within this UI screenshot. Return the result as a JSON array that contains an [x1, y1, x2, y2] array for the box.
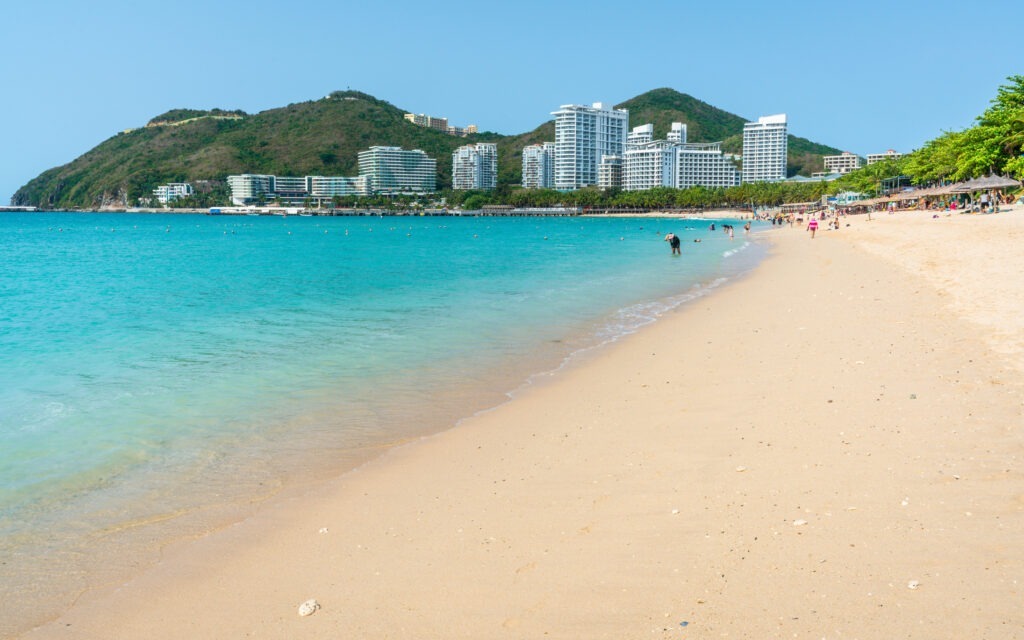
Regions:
[[17, 211, 1024, 638], [1, 219, 766, 638]]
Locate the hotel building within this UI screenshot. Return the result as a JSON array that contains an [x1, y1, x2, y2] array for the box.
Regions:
[[620, 122, 741, 191], [227, 174, 274, 205], [667, 122, 687, 144], [598, 155, 623, 190], [552, 102, 629, 190], [521, 142, 555, 189], [867, 149, 903, 165], [741, 114, 788, 183], [309, 176, 370, 198], [627, 123, 654, 148], [823, 151, 862, 174], [153, 182, 193, 204], [227, 174, 370, 205], [404, 113, 448, 131], [452, 143, 498, 190], [623, 138, 677, 192], [405, 113, 478, 137], [676, 143, 742, 189], [358, 146, 437, 194]]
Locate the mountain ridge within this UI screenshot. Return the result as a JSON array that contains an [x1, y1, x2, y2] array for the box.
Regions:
[[13, 89, 842, 208]]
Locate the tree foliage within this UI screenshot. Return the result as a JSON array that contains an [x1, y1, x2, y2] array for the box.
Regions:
[[902, 75, 1024, 183]]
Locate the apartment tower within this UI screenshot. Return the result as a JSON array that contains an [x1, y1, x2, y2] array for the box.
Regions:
[[552, 102, 629, 190], [522, 142, 555, 189], [741, 114, 788, 183], [452, 143, 497, 190]]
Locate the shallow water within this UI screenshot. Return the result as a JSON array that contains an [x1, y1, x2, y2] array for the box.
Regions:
[[0, 212, 764, 634]]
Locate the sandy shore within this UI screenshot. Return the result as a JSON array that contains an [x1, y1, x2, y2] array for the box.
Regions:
[[19, 209, 1024, 639]]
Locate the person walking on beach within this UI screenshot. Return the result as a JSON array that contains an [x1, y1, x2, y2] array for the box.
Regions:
[[665, 233, 681, 255], [807, 217, 819, 239]]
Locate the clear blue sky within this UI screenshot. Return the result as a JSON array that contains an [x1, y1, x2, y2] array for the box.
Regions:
[[2, 0, 1021, 204]]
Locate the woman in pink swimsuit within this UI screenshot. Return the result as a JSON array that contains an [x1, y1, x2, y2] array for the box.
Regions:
[[807, 218, 819, 239]]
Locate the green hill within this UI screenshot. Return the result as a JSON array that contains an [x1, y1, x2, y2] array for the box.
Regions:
[[13, 88, 843, 208]]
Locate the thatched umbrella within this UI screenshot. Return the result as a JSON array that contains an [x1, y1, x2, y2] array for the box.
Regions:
[[952, 175, 1022, 192]]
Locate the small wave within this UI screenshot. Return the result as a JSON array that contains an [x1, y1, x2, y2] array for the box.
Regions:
[[722, 241, 751, 258]]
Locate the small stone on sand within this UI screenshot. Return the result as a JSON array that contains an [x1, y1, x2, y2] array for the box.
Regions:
[[298, 599, 321, 616]]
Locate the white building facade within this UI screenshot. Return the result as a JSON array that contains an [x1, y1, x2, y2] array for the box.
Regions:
[[741, 114, 788, 183], [619, 122, 741, 191], [309, 175, 369, 198], [823, 151, 862, 174], [598, 155, 623, 190], [227, 174, 274, 205], [552, 102, 629, 190], [452, 143, 497, 190], [623, 141, 677, 191], [676, 143, 742, 189], [521, 142, 555, 189], [153, 182, 193, 204], [357, 146, 437, 194], [867, 149, 903, 165], [227, 174, 370, 205]]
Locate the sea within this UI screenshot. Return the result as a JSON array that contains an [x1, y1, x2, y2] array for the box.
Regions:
[[0, 212, 764, 634]]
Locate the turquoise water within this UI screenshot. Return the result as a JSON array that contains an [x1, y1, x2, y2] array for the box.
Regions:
[[0, 212, 763, 631]]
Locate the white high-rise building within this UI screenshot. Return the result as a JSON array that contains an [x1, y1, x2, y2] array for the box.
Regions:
[[620, 122, 741, 191], [623, 141, 677, 192], [598, 155, 623, 190], [357, 146, 437, 194], [667, 122, 687, 144], [676, 143, 742, 189], [741, 114, 788, 183], [552, 102, 629, 190], [627, 124, 654, 149], [452, 143, 497, 190], [522, 142, 555, 189], [823, 151, 862, 174]]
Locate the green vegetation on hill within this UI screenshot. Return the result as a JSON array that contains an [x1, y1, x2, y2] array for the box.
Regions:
[[13, 88, 844, 209]]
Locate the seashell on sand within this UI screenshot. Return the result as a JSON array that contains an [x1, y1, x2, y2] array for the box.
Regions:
[[298, 599, 321, 616]]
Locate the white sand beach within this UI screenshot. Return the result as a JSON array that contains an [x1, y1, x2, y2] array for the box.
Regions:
[[19, 208, 1024, 639]]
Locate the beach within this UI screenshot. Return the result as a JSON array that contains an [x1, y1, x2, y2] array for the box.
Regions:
[[19, 209, 1024, 639]]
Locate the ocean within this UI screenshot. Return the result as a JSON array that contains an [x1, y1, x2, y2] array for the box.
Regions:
[[0, 212, 764, 634]]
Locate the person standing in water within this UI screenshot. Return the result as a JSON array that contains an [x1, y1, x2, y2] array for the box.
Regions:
[[665, 233, 682, 255]]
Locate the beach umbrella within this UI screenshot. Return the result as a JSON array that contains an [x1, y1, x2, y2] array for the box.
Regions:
[[952, 175, 1021, 192]]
